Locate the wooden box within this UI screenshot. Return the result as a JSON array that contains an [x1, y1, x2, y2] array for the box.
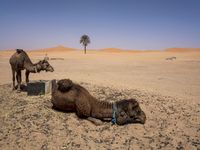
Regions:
[[27, 80, 52, 96]]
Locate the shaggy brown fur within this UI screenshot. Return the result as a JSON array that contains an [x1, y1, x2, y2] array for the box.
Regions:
[[9, 49, 54, 91], [51, 79, 146, 125]]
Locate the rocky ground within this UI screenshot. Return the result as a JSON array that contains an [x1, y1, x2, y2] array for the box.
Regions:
[[0, 82, 199, 150]]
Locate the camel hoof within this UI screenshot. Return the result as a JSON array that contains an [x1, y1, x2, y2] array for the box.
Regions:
[[16, 89, 21, 93]]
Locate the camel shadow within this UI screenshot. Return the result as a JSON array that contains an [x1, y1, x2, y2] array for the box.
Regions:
[[51, 105, 75, 114], [14, 84, 27, 92]]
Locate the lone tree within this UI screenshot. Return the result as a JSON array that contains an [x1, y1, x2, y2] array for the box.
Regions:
[[80, 34, 90, 54]]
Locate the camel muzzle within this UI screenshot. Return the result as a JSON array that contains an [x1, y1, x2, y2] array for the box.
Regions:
[[46, 66, 54, 72], [132, 111, 146, 124]]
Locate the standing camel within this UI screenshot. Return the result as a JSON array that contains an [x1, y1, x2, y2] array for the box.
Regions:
[[9, 49, 54, 91]]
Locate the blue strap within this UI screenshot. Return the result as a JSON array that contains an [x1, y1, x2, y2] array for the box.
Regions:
[[112, 103, 117, 124], [112, 110, 116, 124]]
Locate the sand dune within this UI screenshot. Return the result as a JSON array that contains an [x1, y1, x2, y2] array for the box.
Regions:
[[1, 46, 200, 53], [99, 47, 200, 53], [32, 45, 78, 52], [100, 48, 125, 52], [100, 48, 142, 53]]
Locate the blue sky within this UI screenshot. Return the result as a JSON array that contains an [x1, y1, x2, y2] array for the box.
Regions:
[[0, 0, 200, 50]]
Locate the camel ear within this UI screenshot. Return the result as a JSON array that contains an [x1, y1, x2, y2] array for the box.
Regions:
[[130, 99, 139, 108], [42, 59, 47, 63], [39, 60, 45, 64], [38, 60, 44, 65]]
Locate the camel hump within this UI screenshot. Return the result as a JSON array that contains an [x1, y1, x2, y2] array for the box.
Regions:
[[57, 79, 73, 92], [16, 49, 24, 54]]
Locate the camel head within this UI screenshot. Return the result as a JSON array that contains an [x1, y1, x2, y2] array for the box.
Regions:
[[115, 99, 146, 125], [36, 59, 54, 72]]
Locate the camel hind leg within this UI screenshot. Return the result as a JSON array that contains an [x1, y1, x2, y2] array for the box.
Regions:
[[16, 70, 22, 92], [25, 70, 30, 84], [11, 68, 16, 90]]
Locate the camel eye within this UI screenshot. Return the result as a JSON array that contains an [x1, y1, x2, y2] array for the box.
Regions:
[[132, 106, 136, 110], [136, 109, 141, 115], [44, 63, 49, 67]]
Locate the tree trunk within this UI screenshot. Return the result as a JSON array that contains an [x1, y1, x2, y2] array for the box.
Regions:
[[84, 45, 86, 54]]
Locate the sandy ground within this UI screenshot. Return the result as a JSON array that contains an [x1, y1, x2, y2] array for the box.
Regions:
[[1, 50, 200, 101], [0, 49, 200, 149]]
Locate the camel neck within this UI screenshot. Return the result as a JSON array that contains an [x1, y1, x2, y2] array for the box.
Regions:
[[24, 63, 37, 72], [91, 99, 114, 119], [22, 52, 36, 72], [25, 60, 42, 73]]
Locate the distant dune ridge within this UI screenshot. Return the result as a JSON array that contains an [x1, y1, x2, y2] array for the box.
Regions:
[[100, 48, 126, 52], [101, 47, 200, 53], [1, 46, 200, 53], [32, 45, 78, 52], [33, 46, 200, 53], [100, 48, 161, 53], [165, 48, 200, 52]]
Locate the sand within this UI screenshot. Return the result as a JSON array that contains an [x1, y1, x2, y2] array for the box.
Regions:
[[0, 47, 200, 149]]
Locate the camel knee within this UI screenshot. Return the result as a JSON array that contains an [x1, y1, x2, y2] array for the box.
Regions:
[[16, 72, 22, 83]]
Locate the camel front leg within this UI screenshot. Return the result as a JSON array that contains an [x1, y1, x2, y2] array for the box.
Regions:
[[25, 70, 30, 84], [11, 68, 16, 90], [87, 117, 103, 126], [16, 71, 22, 92]]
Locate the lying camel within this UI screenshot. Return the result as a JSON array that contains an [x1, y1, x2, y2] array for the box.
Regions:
[[51, 79, 146, 125], [9, 49, 54, 91]]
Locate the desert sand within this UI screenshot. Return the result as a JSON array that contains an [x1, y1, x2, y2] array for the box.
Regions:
[[0, 47, 200, 149]]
